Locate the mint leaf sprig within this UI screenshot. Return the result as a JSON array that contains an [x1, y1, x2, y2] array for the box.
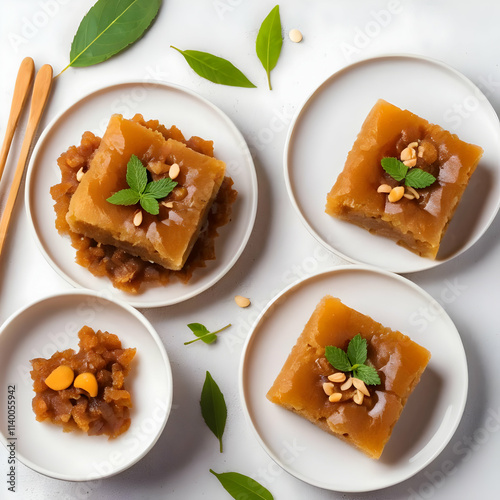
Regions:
[[381, 157, 436, 190], [107, 155, 177, 215], [184, 323, 231, 345], [325, 334, 381, 385]]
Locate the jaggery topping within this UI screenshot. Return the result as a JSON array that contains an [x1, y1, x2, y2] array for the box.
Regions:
[[30, 325, 136, 439], [50, 114, 238, 293]]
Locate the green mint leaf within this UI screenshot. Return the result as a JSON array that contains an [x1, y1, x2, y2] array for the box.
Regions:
[[347, 334, 367, 366], [171, 46, 256, 88], [139, 194, 159, 215], [61, 0, 161, 75], [201, 371, 227, 453], [405, 168, 437, 189], [325, 346, 352, 373], [144, 177, 178, 199], [210, 470, 274, 500], [381, 157, 408, 182], [353, 364, 381, 386], [184, 323, 231, 345], [126, 155, 148, 194], [106, 189, 140, 206], [256, 5, 283, 90]]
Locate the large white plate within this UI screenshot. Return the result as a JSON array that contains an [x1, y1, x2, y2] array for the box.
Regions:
[[284, 54, 500, 273], [26, 81, 257, 307], [240, 266, 468, 492], [0, 290, 172, 481]]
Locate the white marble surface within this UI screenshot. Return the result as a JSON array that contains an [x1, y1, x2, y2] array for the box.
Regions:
[[1, 1, 499, 499]]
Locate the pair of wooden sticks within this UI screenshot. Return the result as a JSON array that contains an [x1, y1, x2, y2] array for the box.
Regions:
[[0, 58, 53, 258]]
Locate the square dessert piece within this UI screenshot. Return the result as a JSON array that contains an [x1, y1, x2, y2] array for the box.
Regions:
[[66, 114, 226, 271], [267, 295, 431, 459], [325, 99, 483, 259]]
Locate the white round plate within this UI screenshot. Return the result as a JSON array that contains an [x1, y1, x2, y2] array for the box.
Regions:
[[284, 54, 500, 273], [240, 266, 468, 492], [26, 81, 257, 307], [0, 290, 172, 481]]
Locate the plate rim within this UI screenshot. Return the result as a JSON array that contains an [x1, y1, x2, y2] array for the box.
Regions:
[[25, 79, 258, 308], [238, 264, 468, 492], [0, 289, 173, 481], [283, 53, 500, 274]]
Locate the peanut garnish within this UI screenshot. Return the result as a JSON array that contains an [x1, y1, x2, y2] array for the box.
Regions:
[[234, 295, 251, 308], [289, 28, 303, 43], [406, 185, 420, 199], [328, 372, 346, 383], [162, 201, 174, 208], [340, 376, 353, 391], [323, 382, 335, 396], [404, 193, 415, 200], [352, 377, 370, 397], [400, 146, 416, 162], [353, 389, 364, 405], [329, 393, 342, 403], [169, 162, 180, 180], [377, 184, 392, 194], [388, 186, 405, 203], [76, 167, 85, 182], [133, 209, 143, 227], [403, 158, 417, 168]]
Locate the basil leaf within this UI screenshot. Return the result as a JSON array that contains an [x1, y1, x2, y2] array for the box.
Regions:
[[144, 177, 178, 199], [353, 364, 381, 386], [127, 155, 148, 194], [140, 194, 159, 215], [210, 470, 274, 500], [64, 0, 161, 72], [107, 189, 140, 206], [256, 5, 283, 90], [347, 334, 367, 366], [381, 157, 408, 182], [184, 323, 231, 346], [405, 168, 437, 189], [187, 323, 216, 345], [325, 346, 352, 373], [171, 47, 256, 88], [201, 372, 227, 452]]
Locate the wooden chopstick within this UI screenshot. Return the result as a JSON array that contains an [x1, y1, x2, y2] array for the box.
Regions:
[[0, 57, 35, 186], [0, 64, 53, 258]]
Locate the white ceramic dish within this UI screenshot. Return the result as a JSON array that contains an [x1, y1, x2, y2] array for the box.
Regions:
[[0, 290, 172, 481], [240, 266, 468, 492], [26, 81, 257, 308], [284, 54, 500, 273]]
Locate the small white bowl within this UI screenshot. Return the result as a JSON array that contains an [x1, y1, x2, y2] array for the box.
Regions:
[[0, 290, 172, 481]]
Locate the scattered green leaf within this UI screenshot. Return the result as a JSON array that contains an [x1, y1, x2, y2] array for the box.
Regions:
[[381, 157, 436, 190], [60, 0, 162, 75], [325, 334, 381, 386], [201, 371, 227, 453], [106, 155, 177, 215], [184, 323, 231, 345], [210, 469, 274, 500], [171, 46, 256, 88], [405, 168, 437, 189], [256, 5, 283, 90]]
